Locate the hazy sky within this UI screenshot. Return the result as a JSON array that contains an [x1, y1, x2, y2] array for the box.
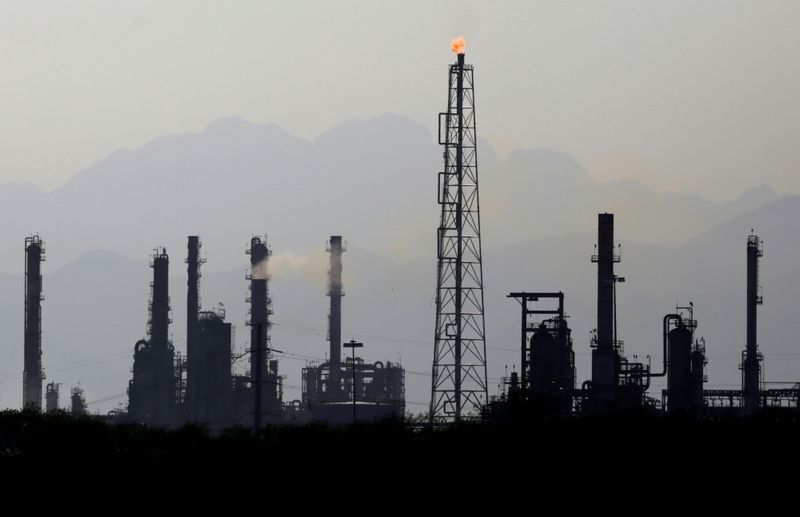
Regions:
[[1, 1, 799, 198]]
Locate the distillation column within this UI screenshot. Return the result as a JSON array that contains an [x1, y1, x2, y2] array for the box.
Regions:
[[23, 235, 45, 411], [742, 232, 763, 412], [186, 236, 203, 420], [149, 248, 175, 425]]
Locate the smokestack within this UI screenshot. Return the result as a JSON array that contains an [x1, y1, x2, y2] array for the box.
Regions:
[[591, 214, 618, 393], [149, 248, 170, 348], [743, 231, 763, 411], [248, 236, 271, 375], [23, 235, 44, 411], [328, 236, 344, 364]]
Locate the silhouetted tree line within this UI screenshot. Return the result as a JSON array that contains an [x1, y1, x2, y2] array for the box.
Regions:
[[0, 408, 798, 496]]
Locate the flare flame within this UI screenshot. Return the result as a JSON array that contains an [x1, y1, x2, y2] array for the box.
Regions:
[[450, 35, 465, 55]]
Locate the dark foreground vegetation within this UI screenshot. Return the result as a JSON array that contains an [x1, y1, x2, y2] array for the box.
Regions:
[[1, 408, 798, 496]]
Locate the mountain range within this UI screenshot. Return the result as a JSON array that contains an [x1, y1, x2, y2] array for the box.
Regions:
[[0, 114, 796, 413]]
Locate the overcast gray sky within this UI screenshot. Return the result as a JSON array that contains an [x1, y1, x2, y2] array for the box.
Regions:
[[1, 0, 798, 198]]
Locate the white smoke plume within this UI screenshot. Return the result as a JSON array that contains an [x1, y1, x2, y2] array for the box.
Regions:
[[254, 251, 330, 285]]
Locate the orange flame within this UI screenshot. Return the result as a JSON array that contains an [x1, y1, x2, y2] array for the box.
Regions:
[[450, 35, 465, 55]]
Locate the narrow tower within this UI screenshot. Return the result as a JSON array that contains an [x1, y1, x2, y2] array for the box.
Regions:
[[150, 249, 170, 347], [742, 231, 763, 412], [590, 213, 620, 406], [149, 247, 175, 425], [23, 235, 45, 411], [431, 38, 488, 422], [247, 236, 272, 428], [327, 235, 345, 397], [128, 248, 175, 426], [248, 237, 272, 377], [186, 236, 202, 371], [185, 235, 205, 421], [327, 236, 344, 365]]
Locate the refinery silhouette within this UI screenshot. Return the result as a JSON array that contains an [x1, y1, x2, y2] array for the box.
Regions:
[[3, 38, 799, 496]]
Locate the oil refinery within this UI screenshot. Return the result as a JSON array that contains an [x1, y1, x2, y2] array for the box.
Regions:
[[14, 42, 799, 428]]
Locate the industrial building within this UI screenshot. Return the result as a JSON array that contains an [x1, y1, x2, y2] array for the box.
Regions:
[[701, 232, 800, 410], [584, 213, 652, 411], [15, 45, 800, 428], [505, 292, 575, 415], [301, 236, 405, 423], [123, 234, 402, 427], [124, 236, 284, 429], [493, 215, 798, 418]]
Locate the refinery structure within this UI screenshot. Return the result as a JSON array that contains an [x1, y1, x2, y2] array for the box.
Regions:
[[17, 39, 800, 426], [122, 233, 404, 428]]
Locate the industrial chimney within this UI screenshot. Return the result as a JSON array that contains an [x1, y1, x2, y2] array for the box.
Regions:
[[327, 236, 344, 365], [248, 236, 271, 375], [591, 214, 620, 403]]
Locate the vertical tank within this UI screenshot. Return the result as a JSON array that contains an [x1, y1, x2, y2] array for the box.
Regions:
[[667, 324, 692, 412], [303, 367, 318, 405], [690, 340, 707, 410], [530, 324, 557, 395], [193, 310, 232, 428], [45, 382, 59, 412], [530, 318, 575, 413], [70, 386, 87, 416]]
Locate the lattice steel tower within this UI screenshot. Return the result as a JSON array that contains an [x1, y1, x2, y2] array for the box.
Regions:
[[430, 41, 488, 422]]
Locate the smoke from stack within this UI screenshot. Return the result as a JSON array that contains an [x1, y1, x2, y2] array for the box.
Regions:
[[328, 236, 344, 365], [249, 251, 329, 285]]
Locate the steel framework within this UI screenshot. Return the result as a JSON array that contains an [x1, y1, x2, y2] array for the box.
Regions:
[[430, 51, 488, 422]]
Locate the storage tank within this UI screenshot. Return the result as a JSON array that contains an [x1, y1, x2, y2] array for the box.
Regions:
[[690, 341, 707, 410], [667, 324, 692, 412]]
